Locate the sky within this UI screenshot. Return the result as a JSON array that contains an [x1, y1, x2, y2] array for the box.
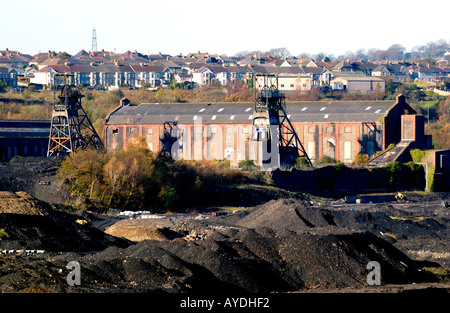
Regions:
[[1, 0, 449, 57]]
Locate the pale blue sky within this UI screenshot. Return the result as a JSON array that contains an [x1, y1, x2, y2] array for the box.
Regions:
[[1, 0, 449, 57]]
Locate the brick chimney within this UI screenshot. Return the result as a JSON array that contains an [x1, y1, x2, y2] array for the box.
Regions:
[[396, 94, 406, 106], [120, 98, 130, 106]]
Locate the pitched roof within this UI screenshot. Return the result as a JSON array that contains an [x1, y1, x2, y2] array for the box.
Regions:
[[251, 65, 305, 75], [331, 76, 385, 82], [106, 99, 400, 125], [73, 49, 90, 58], [130, 64, 164, 73]]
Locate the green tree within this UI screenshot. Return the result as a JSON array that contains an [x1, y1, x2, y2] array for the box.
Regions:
[[58, 149, 108, 209], [155, 89, 165, 103], [0, 81, 7, 92]]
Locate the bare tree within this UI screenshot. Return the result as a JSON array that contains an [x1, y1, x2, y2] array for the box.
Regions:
[[233, 50, 250, 58], [268, 47, 291, 58]]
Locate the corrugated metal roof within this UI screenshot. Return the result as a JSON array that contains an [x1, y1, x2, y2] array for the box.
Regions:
[[0, 120, 50, 138], [106, 100, 395, 125]]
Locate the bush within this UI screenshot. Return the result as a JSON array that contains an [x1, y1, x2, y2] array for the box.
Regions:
[[333, 161, 346, 173], [354, 153, 369, 166], [410, 149, 427, 163], [157, 185, 179, 208], [317, 156, 336, 165], [294, 157, 309, 165], [239, 160, 257, 170], [59, 144, 266, 211]]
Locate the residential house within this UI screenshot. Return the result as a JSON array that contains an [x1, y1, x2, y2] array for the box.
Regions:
[[333, 60, 355, 72], [372, 65, 391, 77], [174, 73, 193, 86], [330, 77, 385, 94], [192, 65, 227, 85], [302, 67, 326, 86], [0, 49, 31, 68], [130, 64, 164, 87], [320, 68, 334, 85], [115, 64, 136, 87], [93, 63, 118, 87], [277, 74, 312, 93], [406, 65, 434, 82], [226, 66, 252, 84], [0, 66, 17, 87]]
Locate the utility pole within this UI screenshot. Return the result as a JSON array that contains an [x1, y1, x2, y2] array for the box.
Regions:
[[92, 28, 98, 52]]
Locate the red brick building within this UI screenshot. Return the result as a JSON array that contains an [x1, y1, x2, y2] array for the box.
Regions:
[[104, 95, 418, 165]]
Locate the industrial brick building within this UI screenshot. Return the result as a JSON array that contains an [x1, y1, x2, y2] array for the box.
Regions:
[[104, 95, 419, 165], [0, 120, 50, 162]]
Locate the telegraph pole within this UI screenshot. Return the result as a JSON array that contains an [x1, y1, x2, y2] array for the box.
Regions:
[[92, 28, 98, 52]]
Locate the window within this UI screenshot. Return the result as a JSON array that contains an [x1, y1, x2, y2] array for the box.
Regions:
[[308, 126, 315, 133], [344, 141, 352, 159], [281, 84, 285, 87], [307, 142, 315, 160], [326, 127, 333, 133], [147, 128, 153, 134], [112, 128, 119, 134], [344, 126, 351, 133], [290, 84, 294, 88], [367, 141, 374, 157]]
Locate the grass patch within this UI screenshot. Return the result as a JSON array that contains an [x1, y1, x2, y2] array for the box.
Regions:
[[389, 216, 428, 222], [0, 229, 10, 239], [423, 267, 450, 282]]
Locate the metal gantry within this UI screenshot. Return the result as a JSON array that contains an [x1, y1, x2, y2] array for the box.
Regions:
[[47, 73, 104, 156], [250, 73, 313, 168]]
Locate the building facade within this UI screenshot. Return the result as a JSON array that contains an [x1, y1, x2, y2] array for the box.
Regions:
[[0, 120, 50, 161], [104, 95, 418, 166]]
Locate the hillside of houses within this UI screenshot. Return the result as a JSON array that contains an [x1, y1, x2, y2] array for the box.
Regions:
[[2, 46, 450, 95]]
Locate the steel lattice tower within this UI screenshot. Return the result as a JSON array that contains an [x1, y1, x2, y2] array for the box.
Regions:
[[91, 28, 98, 51], [47, 74, 104, 156], [250, 73, 313, 169]]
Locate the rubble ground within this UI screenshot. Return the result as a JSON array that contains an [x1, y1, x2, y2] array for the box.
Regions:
[[0, 189, 449, 293]]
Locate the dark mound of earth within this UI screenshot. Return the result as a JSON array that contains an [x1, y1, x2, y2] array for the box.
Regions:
[[0, 191, 131, 252], [230, 198, 449, 241], [0, 196, 445, 293], [0, 227, 439, 293]]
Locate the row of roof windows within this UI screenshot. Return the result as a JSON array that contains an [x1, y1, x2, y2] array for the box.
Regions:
[[157, 104, 388, 121]]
